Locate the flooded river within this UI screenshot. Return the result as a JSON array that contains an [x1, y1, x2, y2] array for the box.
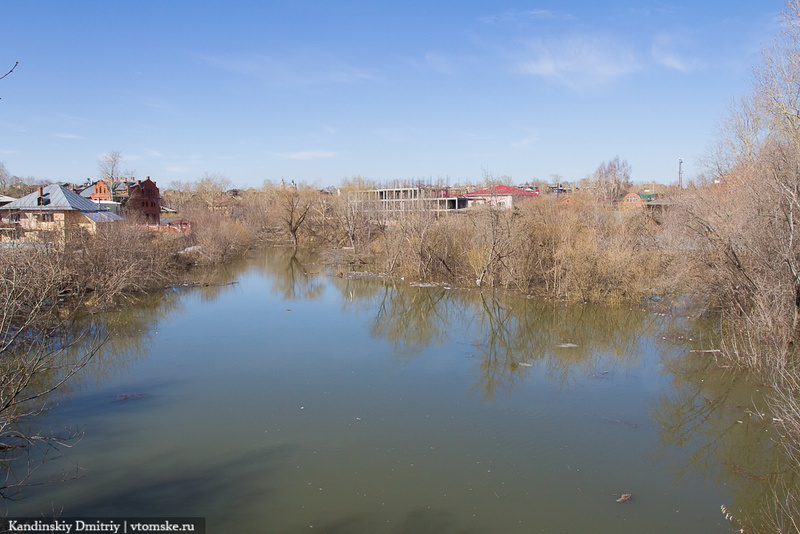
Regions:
[[2, 248, 788, 533]]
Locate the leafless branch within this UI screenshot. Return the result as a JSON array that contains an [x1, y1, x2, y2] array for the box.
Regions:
[[0, 61, 18, 82]]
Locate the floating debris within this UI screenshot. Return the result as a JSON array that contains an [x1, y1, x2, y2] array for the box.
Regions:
[[615, 493, 633, 503], [518, 362, 533, 367], [556, 343, 579, 348], [114, 394, 149, 402], [602, 417, 639, 428]]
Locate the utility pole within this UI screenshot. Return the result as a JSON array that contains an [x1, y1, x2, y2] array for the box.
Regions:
[[678, 158, 684, 189]]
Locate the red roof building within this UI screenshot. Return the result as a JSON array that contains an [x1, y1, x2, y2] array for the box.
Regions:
[[465, 185, 539, 209]]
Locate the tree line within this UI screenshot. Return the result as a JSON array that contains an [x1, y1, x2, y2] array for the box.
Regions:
[[4, 1, 800, 527]]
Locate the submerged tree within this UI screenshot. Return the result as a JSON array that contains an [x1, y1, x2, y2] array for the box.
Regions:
[[663, 2, 800, 530], [270, 183, 317, 249], [0, 249, 100, 499]]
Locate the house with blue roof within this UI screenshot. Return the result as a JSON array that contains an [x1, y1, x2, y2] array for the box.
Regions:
[[0, 184, 122, 243]]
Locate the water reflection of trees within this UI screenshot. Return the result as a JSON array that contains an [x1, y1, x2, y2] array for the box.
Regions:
[[324, 267, 799, 528], [328, 273, 658, 398], [2, 288, 186, 502], [75, 289, 186, 386], [652, 347, 799, 532], [370, 285, 459, 357], [252, 247, 325, 301], [465, 293, 658, 399]]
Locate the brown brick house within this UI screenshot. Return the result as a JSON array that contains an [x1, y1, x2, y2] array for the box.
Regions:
[[78, 176, 161, 223]]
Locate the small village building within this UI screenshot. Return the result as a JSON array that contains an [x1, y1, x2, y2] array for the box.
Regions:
[[0, 184, 122, 244], [154, 218, 192, 233], [620, 192, 645, 210], [127, 178, 161, 223], [77, 176, 161, 224], [465, 185, 539, 209]]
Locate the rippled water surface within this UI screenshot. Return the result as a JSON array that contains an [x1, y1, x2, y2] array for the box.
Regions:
[[4, 248, 783, 533]]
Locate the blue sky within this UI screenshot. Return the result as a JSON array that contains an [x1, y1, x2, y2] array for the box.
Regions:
[[0, 1, 784, 188]]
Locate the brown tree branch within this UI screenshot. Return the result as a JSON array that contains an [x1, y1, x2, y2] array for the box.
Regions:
[[0, 61, 18, 82]]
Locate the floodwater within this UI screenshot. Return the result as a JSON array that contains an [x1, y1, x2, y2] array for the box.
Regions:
[[2, 248, 789, 533]]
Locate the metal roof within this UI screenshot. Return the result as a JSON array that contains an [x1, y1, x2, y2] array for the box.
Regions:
[[78, 184, 96, 198], [3, 184, 104, 212], [80, 211, 124, 223], [465, 185, 538, 196]]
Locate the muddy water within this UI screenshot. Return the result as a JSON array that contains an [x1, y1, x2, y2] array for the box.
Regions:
[[3, 248, 784, 533]]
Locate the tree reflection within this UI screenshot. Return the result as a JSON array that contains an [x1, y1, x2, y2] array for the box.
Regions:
[[1, 287, 184, 501], [652, 347, 798, 531], [74, 289, 186, 385], [368, 284, 457, 358], [252, 247, 325, 301], [329, 270, 658, 399], [462, 293, 657, 399]]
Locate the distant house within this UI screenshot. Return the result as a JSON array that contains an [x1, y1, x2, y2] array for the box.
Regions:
[[0, 184, 122, 243], [620, 193, 645, 210], [153, 218, 192, 234], [127, 178, 161, 223], [77, 176, 160, 224], [0, 194, 16, 208], [465, 185, 539, 209]]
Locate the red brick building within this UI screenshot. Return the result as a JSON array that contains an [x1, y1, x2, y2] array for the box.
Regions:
[[127, 178, 160, 223], [78, 176, 161, 223]]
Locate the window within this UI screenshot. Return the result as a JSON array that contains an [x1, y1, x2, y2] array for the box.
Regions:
[[36, 213, 53, 222]]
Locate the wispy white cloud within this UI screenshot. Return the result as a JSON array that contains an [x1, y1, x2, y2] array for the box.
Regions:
[[516, 35, 640, 89], [423, 52, 456, 75], [201, 52, 378, 86], [511, 137, 535, 149], [651, 33, 705, 72], [480, 9, 575, 24], [273, 150, 336, 160], [401, 51, 461, 75], [0, 149, 19, 155], [143, 148, 165, 158], [463, 132, 494, 141], [141, 98, 178, 114], [371, 128, 407, 143], [54, 133, 81, 139]]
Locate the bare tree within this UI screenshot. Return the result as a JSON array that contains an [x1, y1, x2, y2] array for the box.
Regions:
[[664, 5, 800, 529], [273, 184, 316, 249], [0, 162, 10, 194], [0, 61, 18, 101], [0, 248, 99, 499], [583, 156, 632, 205], [0, 61, 18, 82], [467, 205, 518, 287], [98, 150, 126, 202], [192, 172, 232, 211], [330, 188, 379, 253]]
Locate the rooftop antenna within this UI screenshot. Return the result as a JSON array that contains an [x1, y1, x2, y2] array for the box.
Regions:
[[678, 158, 684, 189]]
